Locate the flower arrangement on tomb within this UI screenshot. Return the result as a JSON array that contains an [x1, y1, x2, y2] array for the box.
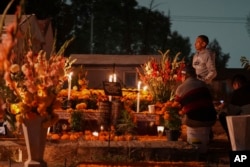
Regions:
[[137, 50, 185, 103], [0, 6, 75, 132], [137, 50, 186, 132]]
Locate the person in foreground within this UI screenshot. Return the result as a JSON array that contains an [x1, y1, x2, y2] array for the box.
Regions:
[[174, 66, 217, 153], [218, 74, 250, 138], [192, 35, 217, 84]]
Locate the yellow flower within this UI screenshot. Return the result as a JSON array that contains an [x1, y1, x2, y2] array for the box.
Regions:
[[10, 64, 20, 73]]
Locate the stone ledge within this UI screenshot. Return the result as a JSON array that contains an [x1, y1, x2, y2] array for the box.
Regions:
[[0, 130, 230, 167], [44, 140, 199, 166], [1, 138, 198, 166]]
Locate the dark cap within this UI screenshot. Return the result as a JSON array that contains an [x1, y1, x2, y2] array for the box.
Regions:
[[181, 66, 196, 76]]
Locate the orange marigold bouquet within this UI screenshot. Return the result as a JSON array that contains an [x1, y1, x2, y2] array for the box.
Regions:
[[163, 100, 183, 130]]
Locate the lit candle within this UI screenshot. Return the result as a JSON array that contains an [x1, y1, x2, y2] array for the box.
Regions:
[[18, 148, 22, 162], [47, 127, 51, 135], [100, 125, 104, 131], [68, 72, 73, 101], [157, 126, 164, 137], [136, 81, 141, 113], [109, 75, 113, 82], [109, 75, 113, 101], [113, 73, 117, 82]]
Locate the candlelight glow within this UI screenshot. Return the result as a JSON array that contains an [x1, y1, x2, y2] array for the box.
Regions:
[[68, 72, 73, 101], [136, 81, 141, 113], [157, 126, 164, 133], [109, 75, 113, 82], [137, 81, 141, 90], [92, 131, 99, 137], [100, 125, 104, 131], [47, 127, 51, 135], [113, 73, 117, 82]]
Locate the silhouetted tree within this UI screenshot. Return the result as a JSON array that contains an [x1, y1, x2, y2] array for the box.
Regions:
[[166, 31, 191, 62], [208, 39, 230, 69], [0, 0, 20, 14], [0, 0, 231, 70]]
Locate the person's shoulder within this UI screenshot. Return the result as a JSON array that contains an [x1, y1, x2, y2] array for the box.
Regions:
[[180, 77, 204, 88], [240, 83, 250, 92], [202, 48, 214, 55], [233, 84, 250, 96]]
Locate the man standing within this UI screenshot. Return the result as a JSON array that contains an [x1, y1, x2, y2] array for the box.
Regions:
[[192, 35, 217, 84]]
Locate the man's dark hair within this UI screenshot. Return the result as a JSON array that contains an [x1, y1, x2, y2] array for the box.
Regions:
[[182, 66, 196, 77], [198, 35, 209, 45], [232, 74, 248, 87]]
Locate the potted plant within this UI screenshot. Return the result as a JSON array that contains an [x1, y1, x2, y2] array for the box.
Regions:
[[116, 109, 136, 140], [163, 100, 183, 141]]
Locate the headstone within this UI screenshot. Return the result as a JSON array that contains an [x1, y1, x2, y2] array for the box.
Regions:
[[226, 115, 250, 151]]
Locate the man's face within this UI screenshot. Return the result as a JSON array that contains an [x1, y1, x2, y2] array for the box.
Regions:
[[232, 82, 240, 90], [195, 37, 206, 51]]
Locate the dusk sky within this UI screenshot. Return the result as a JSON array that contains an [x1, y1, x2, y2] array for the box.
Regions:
[[137, 0, 250, 68]]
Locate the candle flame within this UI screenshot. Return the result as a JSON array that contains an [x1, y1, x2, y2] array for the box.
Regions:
[[92, 131, 99, 137]]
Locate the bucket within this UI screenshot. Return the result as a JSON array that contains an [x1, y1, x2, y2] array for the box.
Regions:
[[187, 126, 210, 153]]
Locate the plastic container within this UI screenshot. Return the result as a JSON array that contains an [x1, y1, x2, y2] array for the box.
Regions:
[[187, 126, 211, 153]]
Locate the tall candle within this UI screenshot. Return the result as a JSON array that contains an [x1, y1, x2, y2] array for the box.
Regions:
[[113, 73, 117, 82], [109, 75, 113, 101], [109, 75, 113, 82], [18, 148, 22, 162], [68, 72, 73, 101], [47, 127, 51, 135], [136, 81, 141, 113]]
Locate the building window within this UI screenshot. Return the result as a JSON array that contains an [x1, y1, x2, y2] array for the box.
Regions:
[[124, 72, 137, 88]]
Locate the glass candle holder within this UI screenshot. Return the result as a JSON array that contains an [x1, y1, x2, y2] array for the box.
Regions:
[[157, 126, 164, 137]]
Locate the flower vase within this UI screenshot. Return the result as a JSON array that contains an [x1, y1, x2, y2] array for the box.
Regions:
[[166, 129, 180, 141], [22, 115, 48, 167]]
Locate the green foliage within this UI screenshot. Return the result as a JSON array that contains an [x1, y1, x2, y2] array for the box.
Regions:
[[69, 110, 84, 132], [4, 109, 17, 133], [208, 39, 230, 70], [3, 0, 231, 69], [116, 110, 136, 135], [164, 106, 182, 130], [240, 56, 250, 70], [7, 0, 191, 56], [0, 81, 19, 104]]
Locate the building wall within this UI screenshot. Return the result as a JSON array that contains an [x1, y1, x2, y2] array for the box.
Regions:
[[76, 66, 139, 89], [71, 54, 250, 102]]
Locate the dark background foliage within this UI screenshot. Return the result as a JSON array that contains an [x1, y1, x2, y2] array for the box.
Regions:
[[0, 0, 230, 67]]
